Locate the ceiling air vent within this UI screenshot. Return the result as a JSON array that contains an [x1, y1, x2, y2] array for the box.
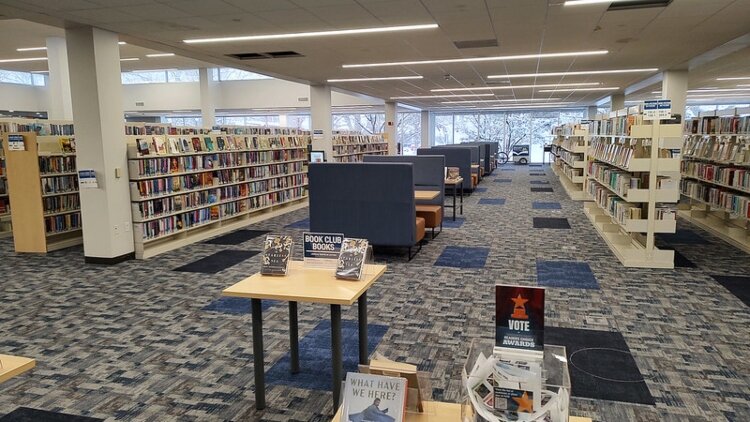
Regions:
[[607, 0, 672, 11], [226, 51, 304, 60], [454, 39, 498, 49]]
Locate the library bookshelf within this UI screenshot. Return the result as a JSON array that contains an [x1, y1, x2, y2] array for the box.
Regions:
[[1, 132, 82, 253], [331, 132, 388, 162], [551, 125, 590, 201], [678, 108, 750, 254], [583, 107, 683, 269], [126, 128, 311, 259], [0, 138, 10, 238]]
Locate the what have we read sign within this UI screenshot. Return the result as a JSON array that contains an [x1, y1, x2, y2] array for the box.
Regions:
[[495, 285, 545, 352]]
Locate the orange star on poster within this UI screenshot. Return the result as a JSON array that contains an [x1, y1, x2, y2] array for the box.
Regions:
[[512, 391, 533, 413], [510, 294, 529, 319]]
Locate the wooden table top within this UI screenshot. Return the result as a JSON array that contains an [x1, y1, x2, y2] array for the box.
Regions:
[[444, 177, 463, 185], [471, 164, 480, 168], [222, 261, 387, 306], [414, 190, 440, 200], [0, 354, 35, 384], [333, 400, 462, 422]]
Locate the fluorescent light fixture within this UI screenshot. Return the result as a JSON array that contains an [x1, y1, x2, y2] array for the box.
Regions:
[[118, 41, 127, 45], [327, 75, 423, 82], [688, 88, 750, 93], [16, 46, 46, 52], [716, 76, 750, 81], [565, 0, 641, 5], [184, 23, 438, 44], [431, 82, 599, 93], [30, 70, 48, 73], [146, 53, 175, 57], [441, 98, 564, 104], [0, 57, 47, 63], [389, 93, 497, 99], [479, 104, 578, 110], [737, 84, 750, 87], [687, 93, 750, 98], [120, 58, 140, 61], [343, 50, 608, 69], [538, 87, 619, 92], [488, 68, 658, 79]]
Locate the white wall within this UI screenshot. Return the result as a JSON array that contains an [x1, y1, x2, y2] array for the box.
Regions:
[[121, 81, 201, 111], [0, 84, 48, 111]]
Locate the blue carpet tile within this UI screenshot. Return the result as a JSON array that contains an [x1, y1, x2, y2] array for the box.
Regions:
[[537, 260, 599, 289], [285, 218, 310, 230], [472, 187, 487, 193], [173, 250, 260, 274], [656, 229, 709, 245], [0, 408, 104, 422], [442, 217, 465, 229], [202, 296, 277, 314], [710, 275, 750, 306], [434, 246, 489, 269], [545, 327, 655, 405], [533, 217, 570, 229], [478, 198, 506, 205], [529, 173, 546, 176], [531, 187, 554, 193], [532, 201, 562, 210], [494, 178, 512, 183], [530, 180, 550, 185], [204, 230, 269, 245], [266, 320, 388, 391], [673, 251, 696, 268]]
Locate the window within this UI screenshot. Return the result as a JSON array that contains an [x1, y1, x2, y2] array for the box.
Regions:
[[121, 70, 167, 84], [434, 114, 454, 145], [287, 115, 311, 130], [218, 68, 272, 81], [0, 69, 37, 85], [167, 69, 199, 83], [397, 112, 420, 155], [31, 73, 46, 86], [161, 116, 203, 126], [333, 113, 385, 134], [215, 115, 282, 127]]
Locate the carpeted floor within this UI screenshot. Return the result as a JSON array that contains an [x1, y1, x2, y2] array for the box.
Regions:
[[0, 163, 749, 421]]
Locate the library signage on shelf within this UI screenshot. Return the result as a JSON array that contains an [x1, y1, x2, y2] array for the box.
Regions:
[[303, 231, 344, 269], [495, 285, 545, 352], [644, 100, 671, 121], [78, 170, 98, 189], [7, 134, 25, 151]]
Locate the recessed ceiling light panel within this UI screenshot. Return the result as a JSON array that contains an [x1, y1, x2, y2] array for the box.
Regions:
[[343, 50, 608, 68]]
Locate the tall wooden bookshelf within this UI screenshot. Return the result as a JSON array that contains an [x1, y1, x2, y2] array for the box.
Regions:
[[583, 107, 683, 268], [678, 107, 750, 254], [1, 132, 82, 253], [0, 136, 11, 238], [126, 128, 310, 259], [551, 124, 590, 201], [331, 132, 388, 162]]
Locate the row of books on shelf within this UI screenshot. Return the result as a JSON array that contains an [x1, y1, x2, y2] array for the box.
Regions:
[[555, 149, 583, 167], [553, 136, 586, 152], [589, 181, 676, 224], [588, 114, 641, 136], [682, 136, 750, 165], [39, 156, 76, 174], [589, 139, 639, 168], [132, 135, 307, 157], [0, 197, 9, 215], [134, 174, 307, 220], [332, 134, 386, 146], [552, 124, 587, 136], [129, 149, 306, 178], [131, 162, 305, 198], [42, 175, 78, 195], [0, 121, 74, 136], [588, 162, 648, 198], [137, 187, 307, 241], [218, 126, 310, 136], [333, 145, 389, 157], [45, 212, 81, 235], [681, 179, 750, 219], [43, 195, 80, 214], [683, 115, 750, 135], [681, 161, 750, 193], [561, 164, 583, 183]]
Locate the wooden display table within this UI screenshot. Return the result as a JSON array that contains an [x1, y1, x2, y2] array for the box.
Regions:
[[415, 190, 440, 201], [223, 261, 387, 410], [332, 400, 462, 422], [0, 354, 35, 383], [444, 177, 464, 221]]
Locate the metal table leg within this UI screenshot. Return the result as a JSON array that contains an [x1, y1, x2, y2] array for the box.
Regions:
[[251, 298, 265, 410], [289, 301, 299, 374], [358, 292, 368, 364], [331, 304, 343, 408], [459, 184, 464, 215], [452, 184, 457, 221]]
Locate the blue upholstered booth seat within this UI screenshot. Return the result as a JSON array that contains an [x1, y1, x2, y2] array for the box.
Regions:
[[308, 162, 420, 248], [362, 155, 445, 206], [417, 147, 473, 191]]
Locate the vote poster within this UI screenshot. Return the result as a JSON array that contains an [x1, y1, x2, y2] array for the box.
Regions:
[[495, 285, 545, 352]]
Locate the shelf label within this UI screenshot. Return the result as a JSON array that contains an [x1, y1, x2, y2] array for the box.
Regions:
[[7, 134, 25, 151], [644, 99, 671, 120], [303, 231, 344, 269], [78, 169, 98, 189]]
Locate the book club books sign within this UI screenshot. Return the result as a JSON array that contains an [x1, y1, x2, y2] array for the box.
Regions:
[[303, 232, 344, 269]]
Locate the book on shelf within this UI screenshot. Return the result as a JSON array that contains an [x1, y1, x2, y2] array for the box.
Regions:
[[335, 238, 369, 281], [261, 235, 294, 276], [342, 372, 407, 422], [58, 137, 75, 153]]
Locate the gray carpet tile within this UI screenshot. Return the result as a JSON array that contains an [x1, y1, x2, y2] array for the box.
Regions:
[[0, 167, 749, 421]]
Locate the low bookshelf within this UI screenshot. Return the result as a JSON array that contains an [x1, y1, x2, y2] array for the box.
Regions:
[[1, 132, 82, 253], [0, 137, 10, 238], [583, 107, 683, 268], [678, 108, 750, 254], [331, 132, 388, 162], [551, 124, 590, 201], [126, 128, 311, 259]]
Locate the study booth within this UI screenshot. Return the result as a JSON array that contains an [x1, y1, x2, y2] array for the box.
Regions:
[[417, 147, 474, 192]]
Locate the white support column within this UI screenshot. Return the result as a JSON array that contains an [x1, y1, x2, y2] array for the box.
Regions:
[[65, 26, 133, 261], [611, 94, 625, 112], [661, 70, 688, 120], [45, 37, 73, 120], [310, 84, 333, 159], [587, 106, 598, 120], [385, 101, 397, 155], [420, 110, 430, 147], [199, 67, 216, 128]]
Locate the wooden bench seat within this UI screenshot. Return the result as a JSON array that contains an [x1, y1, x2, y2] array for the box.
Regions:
[[416, 205, 443, 238]]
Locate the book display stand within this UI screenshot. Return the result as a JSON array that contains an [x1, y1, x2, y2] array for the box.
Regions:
[[332, 131, 388, 162], [550, 125, 590, 201], [126, 127, 311, 259], [2, 132, 82, 253], [583, 107, 683, 268], [678, 108, 750, 254]]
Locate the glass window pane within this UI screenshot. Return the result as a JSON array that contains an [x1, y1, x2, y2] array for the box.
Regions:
[[31, 73, 46, 86], [397, 112, 420, 155], [219, 68, 272, 81], [332, 113, 385, 134], [287, 115, 311, 130], [433, 114, 453, 145], [167, 69, 199, 83], [0, 69, 32, 85], [121, 70, 167, 84]]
